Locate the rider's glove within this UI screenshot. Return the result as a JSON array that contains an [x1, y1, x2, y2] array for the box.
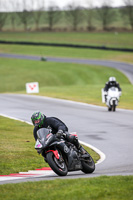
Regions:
[[56, 130, 64, 138]]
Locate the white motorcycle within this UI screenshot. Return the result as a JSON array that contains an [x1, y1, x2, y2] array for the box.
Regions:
[[102, 87, 121, 111]]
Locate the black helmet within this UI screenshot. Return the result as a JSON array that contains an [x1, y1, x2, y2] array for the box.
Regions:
[[31, 111, 44, 127]]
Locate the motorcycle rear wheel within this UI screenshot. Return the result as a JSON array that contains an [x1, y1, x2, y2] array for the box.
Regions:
[[81, 154, 95, 174], [46, 151, 68, 176]]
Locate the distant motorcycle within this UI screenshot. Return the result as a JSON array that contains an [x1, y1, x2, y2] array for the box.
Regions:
[[35, 128, 95, 176], [102, 87, 121, 111]]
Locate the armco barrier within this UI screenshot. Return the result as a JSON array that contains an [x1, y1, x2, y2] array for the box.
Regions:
[[0, 40, 133, 52]]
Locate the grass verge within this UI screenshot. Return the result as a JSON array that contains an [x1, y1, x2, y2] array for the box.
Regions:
[[0, 116, 99, 175], [0, 44, 133, 64], [0, 57, 133, 110], [0, 176, 133, 200], [0, 32, 133, 49]]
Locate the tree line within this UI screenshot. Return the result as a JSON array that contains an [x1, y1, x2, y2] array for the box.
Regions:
[[0, 0, 133, 31]]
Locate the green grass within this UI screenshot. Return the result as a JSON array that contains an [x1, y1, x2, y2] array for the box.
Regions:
[[0, 57, 132, 109], [0, 32, 133, 199], [0, 116, 46, 175], [0, 32, 133, 48], [38, 84, 133, 110], [0, 116, 99, 175], [0, 43, 133, 64], [0, 176, 133, 200]]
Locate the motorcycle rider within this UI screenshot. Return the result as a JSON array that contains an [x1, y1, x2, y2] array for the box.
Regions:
[[103, 77, 122, 102], [31, 111, 86, 155]]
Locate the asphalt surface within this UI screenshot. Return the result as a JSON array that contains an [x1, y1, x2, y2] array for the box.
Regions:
[[0, 53, 133, 84], [0, 53, 133, 184], [0, 94, 133, 184]]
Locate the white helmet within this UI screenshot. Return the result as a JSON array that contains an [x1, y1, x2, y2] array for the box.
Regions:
[[109, 77, 116, 82]]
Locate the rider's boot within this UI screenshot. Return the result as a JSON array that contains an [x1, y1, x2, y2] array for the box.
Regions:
[[65, 132, 86, 155], [78, 145, 87, 155]]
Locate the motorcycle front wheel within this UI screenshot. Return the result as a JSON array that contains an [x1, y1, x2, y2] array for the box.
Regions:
[[112, 100, 116, 111], [81, 154, 95, 174], [46, 151, 68, 176]]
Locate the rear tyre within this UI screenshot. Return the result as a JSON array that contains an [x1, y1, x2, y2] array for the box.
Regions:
[[81, 154, 95, 174], [46, 151, 68, 176]]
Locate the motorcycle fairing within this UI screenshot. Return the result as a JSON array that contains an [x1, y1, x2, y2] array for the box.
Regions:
[[109, 97, 118, 106], [37, 128, 57, 148], [46, 150, 60, 159], [55, 141, 82, 171], [35, 139, 43, 150], [35, 128, 85, 172]]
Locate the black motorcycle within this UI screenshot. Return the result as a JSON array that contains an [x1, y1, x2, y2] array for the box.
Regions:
[[35, 128, 95, 176]]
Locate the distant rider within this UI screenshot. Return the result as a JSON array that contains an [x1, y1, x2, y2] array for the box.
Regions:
[[104, 77, 122, 101], [31, 111, 86, 155]]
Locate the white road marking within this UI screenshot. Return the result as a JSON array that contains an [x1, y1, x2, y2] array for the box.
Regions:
[[79, 140, 106, 165], [0, 169, 55, 182]]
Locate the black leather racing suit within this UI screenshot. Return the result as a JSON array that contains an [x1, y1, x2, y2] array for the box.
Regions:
[[33, 116, 80, 149], [104, 81, 122, 92]]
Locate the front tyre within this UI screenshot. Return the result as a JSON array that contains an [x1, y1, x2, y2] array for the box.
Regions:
[[112, 100, 116, 112], [46, 151, 68, 176], [81, 154, 95, 174]]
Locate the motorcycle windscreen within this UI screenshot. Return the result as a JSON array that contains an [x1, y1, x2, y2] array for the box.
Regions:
[[37, 128, 51, 146], [108, 87, 119, 98], [110, 87, 118, 91]]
